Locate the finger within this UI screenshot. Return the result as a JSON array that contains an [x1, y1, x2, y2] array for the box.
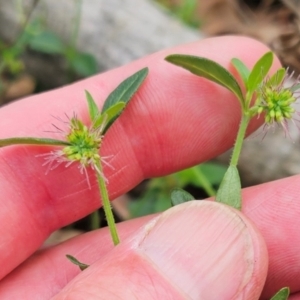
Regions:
[[242, 174, 300, 299], [2, 175, 299, 298], [0, 176, 300, 299], [289, 293, 300, 300], [50, 201, 268, 300], [0, 215, 154, 299], [0, 36, 280, 279]]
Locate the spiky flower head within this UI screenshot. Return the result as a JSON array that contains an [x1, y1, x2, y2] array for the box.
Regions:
[[34, 69, 149, 189], [62, 117, 102, 168], [39, 115, 110, 188], [250, 71, 300, 131]]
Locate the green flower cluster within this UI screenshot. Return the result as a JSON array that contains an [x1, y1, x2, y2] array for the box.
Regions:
[[62, 117, 102, 168], [39, 115, 107, 188], [252, 81, 297, 125]]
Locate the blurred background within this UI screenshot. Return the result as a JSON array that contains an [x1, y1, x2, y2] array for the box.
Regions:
[[1, 0, 299, 243]]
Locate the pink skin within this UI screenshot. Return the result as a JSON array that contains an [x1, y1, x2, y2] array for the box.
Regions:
[[0, 36, 298, 299]]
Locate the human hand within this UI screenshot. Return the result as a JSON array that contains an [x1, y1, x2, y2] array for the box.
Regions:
[[0, 36, 299, 299]]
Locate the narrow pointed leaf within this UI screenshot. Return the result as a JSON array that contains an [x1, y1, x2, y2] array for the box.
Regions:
[[165, 54, 245, 107], [247, 52, 273, 92], [171, 188, 195, 206], [66, 254, 89, 271], [216, 165, 241, 210], [0, 137, 70, 148], [270, 287, 290, 300], [101, 67, 149, 114], [93, 102, 125, 133], [231, 58, 250, 86], [85, 90, 99, 121], [266, 68, 285, 87]]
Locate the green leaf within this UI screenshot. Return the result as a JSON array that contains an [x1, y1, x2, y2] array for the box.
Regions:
[[216, 165, 242, 210], [190, 166, 216, 197], [266, 68, 285, 87], [28, 31, 65, 54], [174, 165, 217, 197], [0, 137, 70, 148], [198, 163, 227, 185], [270, 287, 290, 300], [165, 54, 245, 107], [171, 188, 195, 206], [247, 52, 273, 92], [66, 255, 89, 271], [101, 67, 149, 114], [171, 162, 226, 189], [85, 90, 99, 121], [69, 52, 98, 77], [129, 186, 172, 218], [231, 58, 250, 86], [93, 102, 125, 133]]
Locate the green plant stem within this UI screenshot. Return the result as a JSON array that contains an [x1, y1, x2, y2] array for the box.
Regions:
[[230, 115, 251, 167], [191, 166, 216, 196], [95, 159, 120, 245], [90, 210, 100, 230]]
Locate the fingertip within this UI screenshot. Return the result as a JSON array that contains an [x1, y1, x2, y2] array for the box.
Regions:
[[136, 200, 269, 299], [54, 201, 268, 299]]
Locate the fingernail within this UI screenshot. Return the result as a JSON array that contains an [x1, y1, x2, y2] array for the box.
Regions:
[[136, 201, 261, 299]]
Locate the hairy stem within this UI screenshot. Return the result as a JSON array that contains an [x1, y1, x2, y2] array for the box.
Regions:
[[230, 115, 250, 167], [95, 159, 120, 245]]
